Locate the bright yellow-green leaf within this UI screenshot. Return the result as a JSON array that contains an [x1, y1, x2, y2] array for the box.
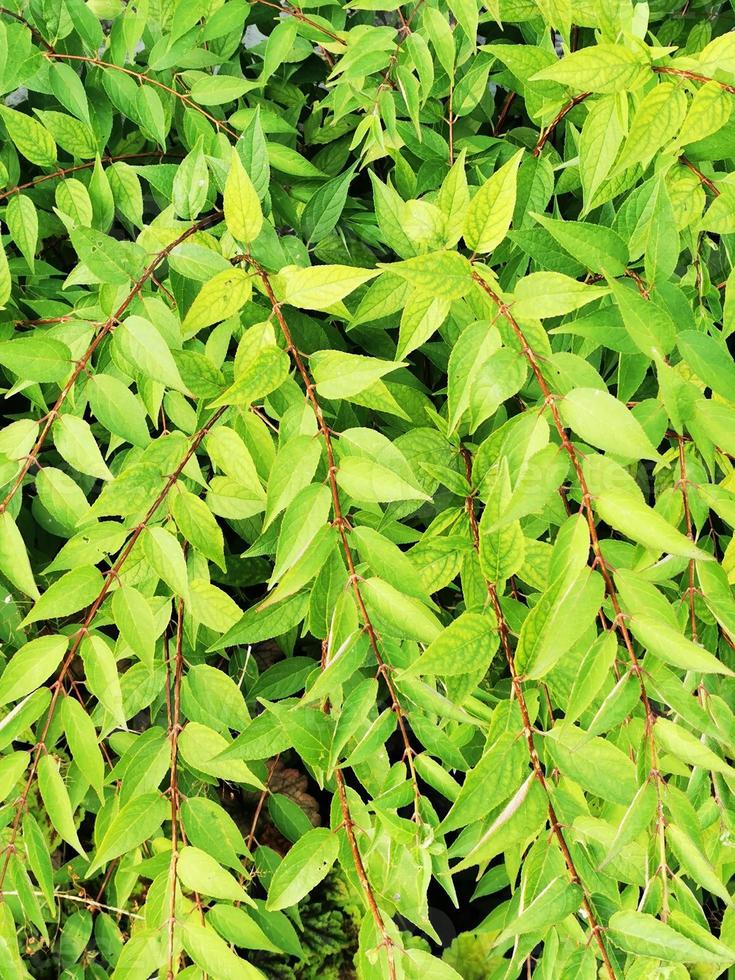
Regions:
[[463, 149, 523, 254], [224, 150, 263, 244]]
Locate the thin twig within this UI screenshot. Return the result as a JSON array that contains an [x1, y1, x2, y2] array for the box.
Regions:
[[0, 890, 144, 919], [533, 92, 590, 156], [165, 596, 185, 980], [654, 64, 735, 95], [45, 54, 240, 139], [0, 152, 173, 203], [681, 156, 720, 196], [253, 0, 347, 45], [494, 91, 516, 136], [0, 6, 54, 51], [246, 755, 280, 852]]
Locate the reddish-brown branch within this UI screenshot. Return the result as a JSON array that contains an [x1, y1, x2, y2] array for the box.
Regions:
[[460, 448, 616, 980], [0, 211, 220, 517], [681, 156, 720, 196], [252, 259, 421, 821], [45, 54, 240, 139], [245, 755, 280, 853], [533, 92, 590, 156], [252, 0, 347, 45], [654, 64, 735, 95], [0, 406, 226, 894], [0, 152, 174, 203], [471, 272, 654, 723], [334, 768, 397, 978], [494, 91, 516, 136], [0, 6, 54, 51], [677, 439, 697, 644], [166, 597, 186, 980]]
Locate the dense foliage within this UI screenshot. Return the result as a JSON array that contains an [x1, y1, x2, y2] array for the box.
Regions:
[[2, 0, 735, 976]]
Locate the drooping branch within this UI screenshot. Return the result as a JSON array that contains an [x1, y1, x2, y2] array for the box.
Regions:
[[460, 448, 617, 980], [0, 211, 220, 516], [165, 595, 186, 980], [0, 406, 226, 894], [471, 270, 670, 898], [471, 271, 654, 719], [0, 152, 175, 204], [0, 6, 55, 51], [251, 258, 422, 822], [248, 259, 425, 980], [45, 54, 240, 139], [533, 92, 590, 156]]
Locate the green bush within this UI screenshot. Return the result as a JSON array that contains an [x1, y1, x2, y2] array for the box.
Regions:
[[1, 0, 735, 976]]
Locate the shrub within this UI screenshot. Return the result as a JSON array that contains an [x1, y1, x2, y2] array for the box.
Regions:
[[1, 0, 735, 976]]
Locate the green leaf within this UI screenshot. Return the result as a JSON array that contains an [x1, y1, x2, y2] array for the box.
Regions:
[[6, 194, 38, 272], [631, 615, 733, 675], [0, 336, 71, 383], [0, 635, 67, 706], [560, 388, 660, 460], [53, 415, 112, 481], [20, 566, 103, 628], [87, 374, 151, 448], [275, 265, 378, 311], [143, 525, 189, 600], [608, 910, 735, 964], [271, 484, 331, 584], [302, 167, 355, 244], [266, 828, 339, 911], [172, 487, 226, 572], [179, 721, 263, 787], [70, 227, 144, 284], [389, 251, 473, 301], [593, 491, 711, 561], [311, 351, 405, 399], [667, 823, 732, 906], [224, 149, 263, 244], [0, 512, 40, 599], [182, 268, 254, 336], [37, 754, 86, 857], [512, 272, 609, 319], [606, 278, 676, 358], [112, 315, 186, 391], [531, 43, 650, 94], [88, 793, 168, 875], [463, 149, 523, 254], [177, 846, 254, 904], [362, 577, 442, 643], [182, 921, 266, 979], [61, 696, 104, 802], [654, 717, 735, 776], [336, 456, 430, 503], [544, 724, 638, 805], [0, 106, 57, 167], [111, 585, 156, 668], [80, 634, 125, 727], [530, 212, 628, 277], [440, 731, 525, 833], [406, 612, 497, 677]]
